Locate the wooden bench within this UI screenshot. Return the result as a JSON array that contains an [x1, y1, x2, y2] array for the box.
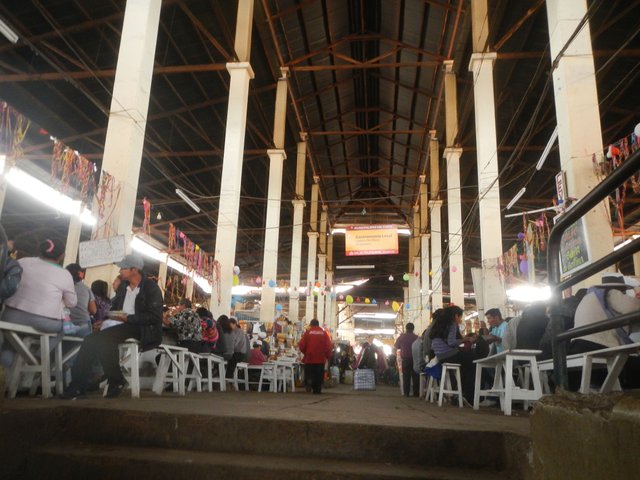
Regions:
[[473, 349, 543, 416], [537, 342, 640, 394]]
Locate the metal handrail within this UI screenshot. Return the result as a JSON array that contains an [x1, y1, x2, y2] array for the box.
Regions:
[[547, 149, 640, 389]]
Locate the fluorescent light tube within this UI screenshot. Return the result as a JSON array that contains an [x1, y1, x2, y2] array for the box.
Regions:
[[506, 187, 526, 210], [175, 188, 200, 213], [335, 265, 375, 269], [536, 126, 558, 171], [0, 18, 19, 44]]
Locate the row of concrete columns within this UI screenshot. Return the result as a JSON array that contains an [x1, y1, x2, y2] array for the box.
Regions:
[[35, 0, 614, 337]]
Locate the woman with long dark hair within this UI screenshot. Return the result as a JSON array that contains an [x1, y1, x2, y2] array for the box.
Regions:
[[429, 305, 486, 404]]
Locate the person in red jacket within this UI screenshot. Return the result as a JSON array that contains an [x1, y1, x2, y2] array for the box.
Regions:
[[299, 318, 333, 394]]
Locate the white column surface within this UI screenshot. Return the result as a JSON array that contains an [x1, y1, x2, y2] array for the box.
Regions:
[[86, 0, 161, 286], [64, 215, 82, 266], [430, 200, 443, 311], [546, 0, 614, 275], [288, 138, 307, 321], [316, 254, 326, 326], [260, 150, 286, 323], [445, 148, 464, 308], [157, 258, 168, 296], [420, 234, 431, 327], [305, 233, 318, 322], [209, 62, 254, 317]]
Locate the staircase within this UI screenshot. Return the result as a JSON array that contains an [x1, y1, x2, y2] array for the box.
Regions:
[[1, 404, 532, 479]]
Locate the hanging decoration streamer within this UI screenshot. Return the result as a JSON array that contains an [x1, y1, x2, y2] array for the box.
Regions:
[[142, 197, 151, 235], [93, 170, 122, 240], [596, 126, 640, 235], [51, 140, 97, 204], [0, 100, 31, 166]]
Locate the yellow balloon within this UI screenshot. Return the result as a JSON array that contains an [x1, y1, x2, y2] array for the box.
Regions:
[[232, 274, 240, 286], [392, 301, 400, 312], [364, 298, 370, 304], [345, 295, 354, 304]]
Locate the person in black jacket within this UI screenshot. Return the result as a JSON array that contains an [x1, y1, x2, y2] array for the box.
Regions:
[[62, 253, 163, 399]]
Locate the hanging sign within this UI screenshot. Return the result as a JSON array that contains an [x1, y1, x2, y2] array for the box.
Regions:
[[555, 171, 567, 205], [345, 225, 398, 256], [79, 235, 126, 268], [559, 218, 590, 277]]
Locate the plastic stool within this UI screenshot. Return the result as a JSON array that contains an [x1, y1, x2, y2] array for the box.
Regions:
[[438, 363, 463, 408]]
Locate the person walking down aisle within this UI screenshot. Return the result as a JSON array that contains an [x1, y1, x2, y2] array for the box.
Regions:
[[61, 253, 163, 399], [395, 322, 419, 397], [299, 319, 332, 394]]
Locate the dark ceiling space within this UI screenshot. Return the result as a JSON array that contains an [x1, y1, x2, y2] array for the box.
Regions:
[[0, 0, 638, 305]]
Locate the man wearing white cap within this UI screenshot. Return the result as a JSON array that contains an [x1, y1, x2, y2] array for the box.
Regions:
[[62, 253, 163, 399]]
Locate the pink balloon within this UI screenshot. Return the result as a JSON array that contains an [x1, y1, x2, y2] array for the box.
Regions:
[[451, 266, 457, 272]]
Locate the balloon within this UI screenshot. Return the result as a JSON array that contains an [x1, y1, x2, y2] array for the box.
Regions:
[[338, 294, 344, 300], [451, 266, 457, 273], [372, 299, 377, 305], [519, 260, 529, 275], [415, 271, 419, 277], [364, 298, 370, 304], [392, 301, 400, 312], [384, 300, 390, 306], [429, 271, 433, 276], [402, 273, 410, 282], [517, 232, 525, 240], [406, 303, 411, 310], [232, 274, 240, 286], [233, 265, 240, 275], [268, 279, 276, 288], [635, 123, 640, 138], [388, 275, 394, 281], [255, 276, 262, 285], [356, 297, 361, 303], [275, 303, 283, 311], [346, 295, 354, 304], [519, 254, 526, 261], [315, 281, 321, 288], [313, 290, 318, 296]]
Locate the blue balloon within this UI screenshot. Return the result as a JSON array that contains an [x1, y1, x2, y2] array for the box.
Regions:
[[275, 303, 283, 311], [372, 299, 377, 304], [268, 279, 276, 288], [406, 303, 411, 310]]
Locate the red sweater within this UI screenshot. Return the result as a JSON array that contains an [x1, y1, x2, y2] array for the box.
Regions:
[[299, 326, 333, 364]]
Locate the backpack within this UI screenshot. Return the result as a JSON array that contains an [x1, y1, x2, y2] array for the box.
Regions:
[[587, 287, 633, 344], [0, 258, 22, 302]]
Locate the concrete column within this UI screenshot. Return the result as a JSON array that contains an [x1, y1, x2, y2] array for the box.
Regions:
[[186, 276, 194, 301], [403, 286, 409, 325], [469, 0, 504, 313], [420, 233, 431, 326], [546, 0, 614, 276], [86, 0, 161, 285], [412, 256, 422, 331], [64, 215, 82, 266], [317, 254, 326, 326], [324, 233, 334, 330], [157, 257, 168, 297], [316, 209, 328, 325], [445, 147, 464, 307], [305, 183, 319, 322], [288, 135, 307, 321], [324, 270, 333, 331], [419, 180, 430, 326], [443, 59, 464, 308], [209, 0, 255, 318], [430, 200, 444, 311], [633, 252, 640, 277], [260, 69, 288, 323]]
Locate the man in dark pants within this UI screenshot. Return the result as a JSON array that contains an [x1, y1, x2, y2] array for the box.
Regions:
[[395, 322, 419, 397], [299, 319, 333, 394], [62, 253, 163, 399]]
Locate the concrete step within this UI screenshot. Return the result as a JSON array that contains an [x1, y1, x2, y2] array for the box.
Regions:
[[27, 443, 509, 480], [51, 407, 509, 471]]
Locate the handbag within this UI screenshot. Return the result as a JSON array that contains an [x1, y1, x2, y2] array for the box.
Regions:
[[423, 357, 442, 381], [353, 368, 376, 391]]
